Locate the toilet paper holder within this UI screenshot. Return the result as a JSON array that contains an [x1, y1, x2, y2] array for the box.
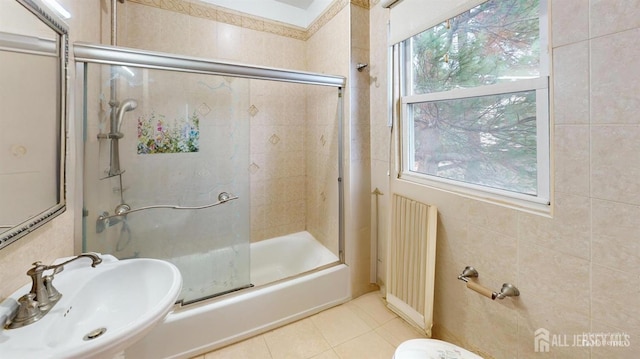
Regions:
[[457, 266, 520, 300]]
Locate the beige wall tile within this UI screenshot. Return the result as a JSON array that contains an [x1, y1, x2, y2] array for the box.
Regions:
[[432, 267, 470, 349], [467, 200, 518, 237], [517, 303, 591, 358], [518, 242, 590, 317], [187, 16, 219, 58], [591, 125, 640, 204], [590, 0, 640, 38], [350, 5, 369, 50], [592, 264, 640, 333], [590, 29, 640, 125], [592, 199, 640, 273], [216, 22, 244, 61], [552, 41, 589, 125], [459, 225, 517, 286], [554, 125, 590, 196], [551, 0, 589, 47], [464, 296, 519, 359], [0, 212, 74, 299], [590, 321, 640, 358], [519, 192, 590, 259], [119, 3, 164, 51]]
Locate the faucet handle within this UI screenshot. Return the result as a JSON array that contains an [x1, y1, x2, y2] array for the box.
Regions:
[[44, 275, 62, 302], [6, 293, 44, 329]]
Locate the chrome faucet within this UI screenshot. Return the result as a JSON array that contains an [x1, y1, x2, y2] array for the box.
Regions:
[[5, 253, 102, 329]]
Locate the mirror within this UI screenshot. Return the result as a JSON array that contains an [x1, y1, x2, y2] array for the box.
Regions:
[[0, 0, 68, 249]]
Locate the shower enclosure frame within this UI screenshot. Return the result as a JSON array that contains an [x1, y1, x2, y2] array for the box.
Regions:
[[72, 41, 346, 270]]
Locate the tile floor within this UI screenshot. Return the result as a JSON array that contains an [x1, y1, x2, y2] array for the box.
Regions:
[[191, 291, 427, 359]]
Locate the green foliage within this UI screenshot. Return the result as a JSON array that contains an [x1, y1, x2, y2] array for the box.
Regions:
[[408, 0, 542, 195], [412, 0, 540, 93]]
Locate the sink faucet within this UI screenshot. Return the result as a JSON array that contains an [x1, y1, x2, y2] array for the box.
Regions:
[[5, 253, 102, 329]]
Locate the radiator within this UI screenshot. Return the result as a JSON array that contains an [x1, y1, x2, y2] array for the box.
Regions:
[[386, 194, 438, 336]]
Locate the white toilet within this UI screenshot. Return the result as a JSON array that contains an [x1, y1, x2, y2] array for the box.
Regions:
[[393, 339, 483, 359]]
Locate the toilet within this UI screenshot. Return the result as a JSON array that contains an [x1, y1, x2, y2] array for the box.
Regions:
[[393, 339, 483, 359]]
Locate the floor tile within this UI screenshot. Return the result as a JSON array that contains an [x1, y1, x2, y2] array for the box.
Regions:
[[310, 349, 341, 359], [196, 290, 420, 359], [203, 335, 272, 359], [375, 317, 427, 347], [349, 292, 397, 326], [263, 317, 331, 359], [311, 304, 373, 346], [333, 331, 396, 359]]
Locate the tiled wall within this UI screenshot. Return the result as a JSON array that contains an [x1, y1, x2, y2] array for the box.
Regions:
[[348, 3, 373, 294], [369, 0, 640, 358], [305, 5, 350, 256], [119, 0, 374, 295], [82, 65, 252, 259], [117, 0, 314, 243]]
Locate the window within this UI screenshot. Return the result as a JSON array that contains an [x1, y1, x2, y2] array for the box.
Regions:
[[397, 0, 549, 206]]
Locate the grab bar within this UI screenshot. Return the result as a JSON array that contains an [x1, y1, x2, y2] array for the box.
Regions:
[[97, 192, 238, 222]]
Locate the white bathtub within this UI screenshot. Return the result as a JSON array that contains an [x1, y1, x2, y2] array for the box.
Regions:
[[125, 231, 350, 359]]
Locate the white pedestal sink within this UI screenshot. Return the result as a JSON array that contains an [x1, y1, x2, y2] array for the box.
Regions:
[[0, 254, 182, 359]]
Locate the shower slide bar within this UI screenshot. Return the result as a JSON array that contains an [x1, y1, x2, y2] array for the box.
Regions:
[[97, 192, 238, 222]]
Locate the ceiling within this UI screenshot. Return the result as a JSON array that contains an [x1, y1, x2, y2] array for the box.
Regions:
[[274, 0, 315, 9], [200, 0, 333, 28]]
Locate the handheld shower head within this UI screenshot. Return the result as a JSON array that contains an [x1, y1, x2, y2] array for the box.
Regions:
[[107, 98, 138, 177], [116, 99, 138, 133]]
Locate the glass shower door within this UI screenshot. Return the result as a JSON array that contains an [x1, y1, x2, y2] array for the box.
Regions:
[[81, 62, 251, 304]]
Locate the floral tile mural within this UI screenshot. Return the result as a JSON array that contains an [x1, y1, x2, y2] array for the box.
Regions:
[[137, 111, 200, 154]]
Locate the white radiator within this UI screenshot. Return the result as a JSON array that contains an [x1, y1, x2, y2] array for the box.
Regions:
[[386, 194, 438, 336]]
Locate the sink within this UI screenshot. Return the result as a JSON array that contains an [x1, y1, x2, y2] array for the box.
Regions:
[[0, 255, 182, 359]]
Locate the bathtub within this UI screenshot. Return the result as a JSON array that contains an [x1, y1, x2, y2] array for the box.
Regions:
[[124, 231, 351, 359]]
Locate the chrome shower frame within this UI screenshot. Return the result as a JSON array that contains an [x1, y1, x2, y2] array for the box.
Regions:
[[73, 43, 347, 260]]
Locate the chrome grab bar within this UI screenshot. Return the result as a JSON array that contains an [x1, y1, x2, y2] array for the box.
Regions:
[[97, 192, 238, 222]]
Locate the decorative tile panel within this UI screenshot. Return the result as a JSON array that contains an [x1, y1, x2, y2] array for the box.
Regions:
[[189, 2, 217, 20], [249, 162, 260, 174], [242, 16, 265, 32], [197, 102, 211, 116], [351, 0, 371, 9], [269, 134, 281, 145], [216, 8, 243, 27], [248, 105, 259, 117], [159, 0, 190, 14]]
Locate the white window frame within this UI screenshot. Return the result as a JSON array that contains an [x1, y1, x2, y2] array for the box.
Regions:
[[395, 0, 551, 211]]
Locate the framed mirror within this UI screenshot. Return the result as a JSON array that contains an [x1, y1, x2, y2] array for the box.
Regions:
[[0, 0, 68, 249]]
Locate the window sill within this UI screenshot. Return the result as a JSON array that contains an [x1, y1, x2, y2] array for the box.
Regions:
[[396, 173, 552, 218]]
